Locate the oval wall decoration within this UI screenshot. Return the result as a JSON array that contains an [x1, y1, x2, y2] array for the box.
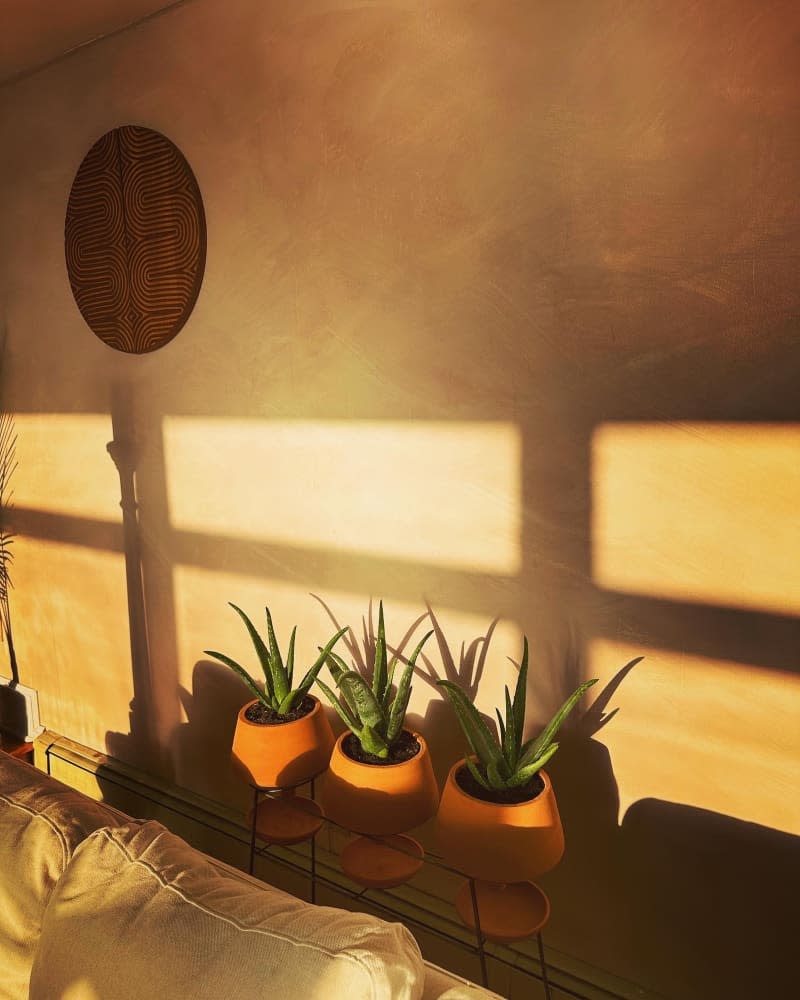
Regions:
[[65, 125, 206, 354]]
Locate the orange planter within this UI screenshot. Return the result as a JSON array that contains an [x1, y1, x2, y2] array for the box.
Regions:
[[231, 696, 335, 788], [435, 760, 565, 883], [319, 731, 439, 836]]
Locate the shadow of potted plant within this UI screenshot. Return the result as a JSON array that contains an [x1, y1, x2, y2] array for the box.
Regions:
[[316, 599, 438, 888], [411, 600, 498, 787]]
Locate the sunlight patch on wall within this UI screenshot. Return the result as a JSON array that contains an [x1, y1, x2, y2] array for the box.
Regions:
[[589, 638, 800, 836], [592, 423, 800, 615], [61, 981, 101, 1000], [8, 536, 133, 753], [163, 419, 521, 574], [12, 413, 120, 521]]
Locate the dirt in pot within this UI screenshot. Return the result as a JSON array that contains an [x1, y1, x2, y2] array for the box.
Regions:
[[455, 764, 545, 804], [244, 696, 315, 725], [342, 730, 420, 765]]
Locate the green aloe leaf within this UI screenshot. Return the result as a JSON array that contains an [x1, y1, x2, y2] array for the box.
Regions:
[[438, 680, 503, 769], [496, 709, 506, 746], [228, 603, 274, 701], [385, 629, 433, 744], [263, 606, 282, 667], [297, 626, 348, 696], [372, 600, 388, 702], [507, 742, 560, 787], [360, 723, 389, 758], [486, 758, 509, 790], [518, 678, 598, 768], [324, 649, 350, 684], [503, 685, 518, 771], [340, 671, 386, 734], [511, 636, 528, 760], [465, 756, 490, 790], [285, 626, 297, 689], [277, 689, 300, 714], [385, 680, 411, 745], [383, 654, 399, 708], [406, 629, 434, 670], [316, 678, 359, 734], [264, 608, 289, 706], [322, 648, 359, 715], [203, 649, 270, 709]]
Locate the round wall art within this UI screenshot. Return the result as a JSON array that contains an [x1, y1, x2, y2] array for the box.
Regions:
[[65, 125, 206, 354]]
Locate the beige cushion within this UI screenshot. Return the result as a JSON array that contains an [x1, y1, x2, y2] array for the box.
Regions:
[[30, 819, 424, 1000], [0, 755, 124, 1000]]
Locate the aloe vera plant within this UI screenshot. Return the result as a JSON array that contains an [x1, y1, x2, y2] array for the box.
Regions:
[[438, 637, 597, 792], [316, 601, 433, 760], [205, 604, 347, 716]]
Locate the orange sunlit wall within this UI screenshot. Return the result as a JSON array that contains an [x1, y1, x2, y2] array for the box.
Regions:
[[8, 415, 133, 749], [164, 417, 525, 786], [593, 423, 800, 615], [3, 0, 800, 996], [163, 418, 522, 574], [591, 423, 800, 835]]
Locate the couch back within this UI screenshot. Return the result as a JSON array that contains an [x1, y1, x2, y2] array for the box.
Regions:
[[0, 753, 503, 1000], [28, 818, 424, 1000], [0, 755, 123, 1000]]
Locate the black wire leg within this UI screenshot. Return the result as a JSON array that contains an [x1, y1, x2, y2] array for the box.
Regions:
[[537, 930, 552, 1000], [468, 878, 489, 989], [248, 786, 260, 875]]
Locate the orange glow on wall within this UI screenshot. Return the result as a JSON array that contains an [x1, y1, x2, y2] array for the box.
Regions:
[[9, 536, 134, 750], [163, 419, 521, 574], [592, 423, 800, 615], [12, 414, 120, 521], [589, 638, 800, 836]]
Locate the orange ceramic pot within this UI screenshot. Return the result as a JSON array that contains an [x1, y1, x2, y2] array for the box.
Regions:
[[319, 731, 439, 836], [435, 760, 565, 883], [231, 696, 335, 789]]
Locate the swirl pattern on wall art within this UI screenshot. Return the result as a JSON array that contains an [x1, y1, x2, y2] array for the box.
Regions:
[[65, 125, 206, 354]]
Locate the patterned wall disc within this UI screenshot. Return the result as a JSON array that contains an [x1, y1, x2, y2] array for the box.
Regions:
[[65, 125, 206, 354]]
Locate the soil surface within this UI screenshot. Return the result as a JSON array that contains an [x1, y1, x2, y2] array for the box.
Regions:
[[342, 730, 420, 765], [456, 763, 545, 804], [244, 695, 315, 725]]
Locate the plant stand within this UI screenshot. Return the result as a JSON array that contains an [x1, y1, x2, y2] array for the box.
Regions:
[[457, 879, 552, 998], [247, 773, 323, 903], [246, 785, 555, 997]]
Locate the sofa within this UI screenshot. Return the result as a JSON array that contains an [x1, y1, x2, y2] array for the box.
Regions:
[[0, 753, 502, 1000]]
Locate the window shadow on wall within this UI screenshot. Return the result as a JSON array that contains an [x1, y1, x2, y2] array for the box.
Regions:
[[8, 315, 800, 1000], [168, 659, 252, 813]]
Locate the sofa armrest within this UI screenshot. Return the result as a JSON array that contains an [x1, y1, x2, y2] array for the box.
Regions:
[[0, 755, 128, 1000]]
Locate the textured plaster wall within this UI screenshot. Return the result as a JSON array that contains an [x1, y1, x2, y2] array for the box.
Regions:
[[1, 2, 799, 997]]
